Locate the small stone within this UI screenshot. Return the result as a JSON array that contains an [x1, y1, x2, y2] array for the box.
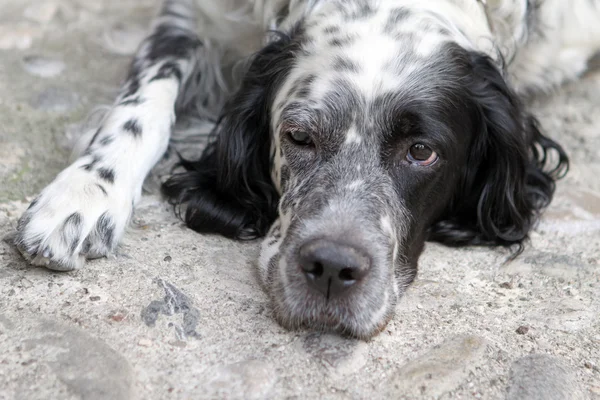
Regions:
[[499, 281, 513, 289], [0, 24, 42, 50], [205, 360, 276, 400], [108, 311, 126, 322], [387, 335, 487, 397], [23, 2, 59, 24], [138, 338, 153, 347], [20, 278, 34, 289], [30, 87, 79, 112], [23, 55, 65, 78], [584, 361, 595, 369], [89, 296, 101, 302], [168, 340, 187, 348], [102, 23, 146, 55], [507, 355, 585, 400], [302, 333, 368, 376], [516, 326, 529, 335], [163, 255, 172, 262]]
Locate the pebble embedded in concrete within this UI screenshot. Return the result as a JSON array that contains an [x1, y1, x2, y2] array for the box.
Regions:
[[387, 335, 488, 397], [204, 360, 277, 400], [301, 332, 369, 376], [0, 25, 42, 50], [23, 2, 60, 24], [23, 55, 66, 78], [29, 87, 79, 112], [103, 23, 147, 55]]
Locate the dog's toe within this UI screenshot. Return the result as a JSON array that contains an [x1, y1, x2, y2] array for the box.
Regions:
[[13, 166, 132, 271]]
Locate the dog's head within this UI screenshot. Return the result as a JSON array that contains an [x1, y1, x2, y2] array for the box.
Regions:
[[164, 2, 567, 338]]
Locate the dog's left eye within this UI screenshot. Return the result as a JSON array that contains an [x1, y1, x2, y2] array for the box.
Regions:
[[407, 143, 438, 166], [287, 130, 313, 146]]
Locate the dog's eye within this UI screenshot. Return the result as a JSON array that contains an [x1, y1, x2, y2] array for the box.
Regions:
[[407, 143, 438, 166], [287, 130, 313, 146]]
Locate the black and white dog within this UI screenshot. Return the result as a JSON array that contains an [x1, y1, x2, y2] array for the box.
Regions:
[[15, 0, 600, 338]]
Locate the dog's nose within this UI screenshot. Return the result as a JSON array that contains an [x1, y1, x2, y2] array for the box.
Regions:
[[299, 240, 370, 298]]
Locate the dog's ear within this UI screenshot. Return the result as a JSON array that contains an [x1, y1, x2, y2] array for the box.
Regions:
[[162, 33, 297, 239], [430, 53, 568, 251]]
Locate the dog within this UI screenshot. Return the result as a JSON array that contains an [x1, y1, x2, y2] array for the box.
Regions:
[[14, 0, 600, 338]]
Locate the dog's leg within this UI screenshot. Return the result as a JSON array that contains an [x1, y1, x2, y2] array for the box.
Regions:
[[15, 0, 202, 270]]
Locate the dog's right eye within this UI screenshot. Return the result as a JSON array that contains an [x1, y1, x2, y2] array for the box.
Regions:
[[287, 130, 313, 146]]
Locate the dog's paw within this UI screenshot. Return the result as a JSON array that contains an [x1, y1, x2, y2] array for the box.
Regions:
[[14, 162, 133, 271]]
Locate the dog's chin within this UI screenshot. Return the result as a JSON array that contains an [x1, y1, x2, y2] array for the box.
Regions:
[[268, 274, 397, 340]]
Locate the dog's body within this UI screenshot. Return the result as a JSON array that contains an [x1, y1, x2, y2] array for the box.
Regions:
[[15, 0, 600, 338]]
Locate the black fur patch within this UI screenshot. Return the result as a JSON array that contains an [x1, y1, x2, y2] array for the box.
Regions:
[[123, 119, 142, 137], [383, 8, 411, 34], [95, 184, 108, 196], [88, 128, 102, 147], [81, 155, 100, 171], [122, 78, 141, 99], [149, 61, 183, 82], [323, 25, 340, 35], [95, 212, 115, 249], [332, 56, 360, 73], [62, 212, 83, 255], [97, 168, 115, 184], [344, 2, 376, 21], [146, 24, 201, 61], [119, 96, 144, 106], [329, 35, 357, 47], [99, 136, 114, 146]]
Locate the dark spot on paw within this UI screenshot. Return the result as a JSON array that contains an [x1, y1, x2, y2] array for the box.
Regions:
[[95, 212, 115, 249], [95, 184, 108, 196], [81, 155, 100, 171], [81, 238, 92, 254], [99, 136, 114, 146], [17, 213, 32, 231], [62, 212, 83, 255], [123, 119, 142, 137], [97, 168, 115, 184]]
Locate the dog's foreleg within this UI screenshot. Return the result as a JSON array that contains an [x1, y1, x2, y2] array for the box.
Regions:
[[15, 0, 202, 270]]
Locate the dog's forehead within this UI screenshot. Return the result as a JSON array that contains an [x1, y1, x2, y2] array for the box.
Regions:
[[273, 3, 454, 123]]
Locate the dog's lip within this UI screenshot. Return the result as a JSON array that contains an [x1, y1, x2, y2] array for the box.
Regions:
[[272, 294, 395, 339]]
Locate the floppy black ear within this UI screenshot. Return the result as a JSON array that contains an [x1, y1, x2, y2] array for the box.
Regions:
[[429, 53, 568, 251], [162, 33, 297, 239]]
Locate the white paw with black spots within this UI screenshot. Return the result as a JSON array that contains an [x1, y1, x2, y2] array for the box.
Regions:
[[14, 164, 132, 271]]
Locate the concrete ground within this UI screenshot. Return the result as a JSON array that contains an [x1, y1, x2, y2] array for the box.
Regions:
[[0, 1, 599, 399]]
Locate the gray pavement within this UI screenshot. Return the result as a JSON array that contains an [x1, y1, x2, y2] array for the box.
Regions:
[[0, 1, 599, 399]]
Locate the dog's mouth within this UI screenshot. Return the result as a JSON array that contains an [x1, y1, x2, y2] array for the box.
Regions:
[[270, 281, 397, 339], [264, 247, 399, 339]]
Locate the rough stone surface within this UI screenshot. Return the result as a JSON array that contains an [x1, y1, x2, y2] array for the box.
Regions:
[[506, 355, 585, 400], [0, 1, 599, 399]]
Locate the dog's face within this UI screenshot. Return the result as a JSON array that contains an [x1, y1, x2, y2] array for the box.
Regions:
[[258, 3, 478, 337], [164, 1, 566, 338]]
